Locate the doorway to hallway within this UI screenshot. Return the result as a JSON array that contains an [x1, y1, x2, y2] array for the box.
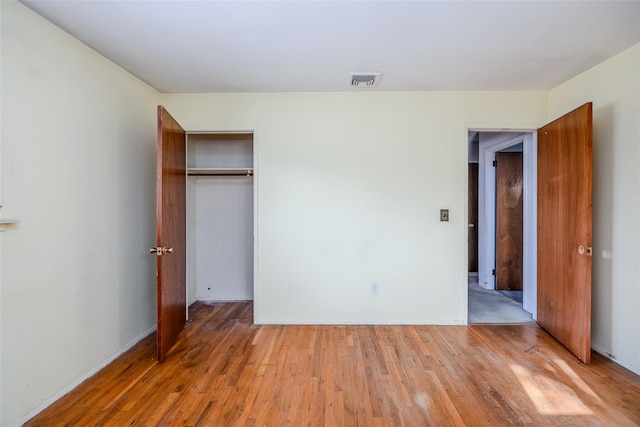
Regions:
[[468, 131, 534, 324]]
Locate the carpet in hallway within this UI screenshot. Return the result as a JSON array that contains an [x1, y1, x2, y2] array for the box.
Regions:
[[469, 280, 533, 324]]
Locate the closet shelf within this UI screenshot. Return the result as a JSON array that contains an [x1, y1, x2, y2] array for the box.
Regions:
[[188, 167, 253, 176]]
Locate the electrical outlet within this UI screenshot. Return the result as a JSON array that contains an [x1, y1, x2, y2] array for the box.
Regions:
[[371, 283, 379, 295], [440, 209, 449, 222]]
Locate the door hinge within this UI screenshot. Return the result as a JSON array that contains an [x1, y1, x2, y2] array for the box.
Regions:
[[492, 160, 497, 167], [492, 269, 496, 276]]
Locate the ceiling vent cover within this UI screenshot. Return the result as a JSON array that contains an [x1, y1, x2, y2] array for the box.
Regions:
[[350, 72, 381, 87]]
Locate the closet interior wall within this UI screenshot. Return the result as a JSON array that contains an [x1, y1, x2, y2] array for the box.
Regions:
[[186, 133, 254, 305]]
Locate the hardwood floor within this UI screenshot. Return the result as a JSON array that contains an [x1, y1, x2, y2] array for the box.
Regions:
[[27, 301, 640, 426]]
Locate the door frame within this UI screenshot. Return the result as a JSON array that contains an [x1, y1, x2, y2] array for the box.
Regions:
[[184, 128, 259, 321], [466, 128, 537, 319]]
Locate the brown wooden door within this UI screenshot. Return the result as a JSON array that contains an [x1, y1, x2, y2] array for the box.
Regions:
[[537, 102, 592, 363], [495, 152, 523, 291], [468, 163, 478, 272], [155, 106, 187, 362]]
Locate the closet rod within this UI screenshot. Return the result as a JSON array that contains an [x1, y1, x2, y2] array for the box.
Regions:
[[188, 173, 253, 177]]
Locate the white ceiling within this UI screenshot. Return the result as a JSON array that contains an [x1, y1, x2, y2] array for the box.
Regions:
[[20, 0, 640, 93]]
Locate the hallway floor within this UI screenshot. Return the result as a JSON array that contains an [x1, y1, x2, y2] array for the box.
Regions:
[[468, 275, 534, 324]]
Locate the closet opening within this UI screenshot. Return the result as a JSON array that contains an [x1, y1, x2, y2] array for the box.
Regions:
[[186, 132, 255, 306]]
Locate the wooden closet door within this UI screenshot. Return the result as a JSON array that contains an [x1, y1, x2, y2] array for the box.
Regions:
[[468, 163, 478, 272], [154, 106, 187, 362], [537, 102, 592, 363], [495, 152, 523, 291]]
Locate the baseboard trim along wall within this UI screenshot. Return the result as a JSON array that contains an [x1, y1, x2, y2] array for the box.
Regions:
[[592, 344, 640, 377], [11, 326, 157, 427]]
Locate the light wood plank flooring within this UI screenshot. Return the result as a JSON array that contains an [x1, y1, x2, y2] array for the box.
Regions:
[[26, 301, 640, 426]]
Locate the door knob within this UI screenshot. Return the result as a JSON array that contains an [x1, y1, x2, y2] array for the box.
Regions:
[[578, 245, 592, 256], [150, 246, 173, 256]]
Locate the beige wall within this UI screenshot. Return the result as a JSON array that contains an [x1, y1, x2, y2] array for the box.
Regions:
[[549, 43, 640, 374], [1, 2, 159, 425], [162, 91, 547, 325]]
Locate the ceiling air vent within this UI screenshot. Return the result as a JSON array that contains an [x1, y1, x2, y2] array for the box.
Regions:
[[350, 72, 381, 87]]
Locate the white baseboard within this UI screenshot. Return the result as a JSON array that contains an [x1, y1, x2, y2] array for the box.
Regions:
[[592, 343, 640, 376], [11, 325, 157, 427]]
